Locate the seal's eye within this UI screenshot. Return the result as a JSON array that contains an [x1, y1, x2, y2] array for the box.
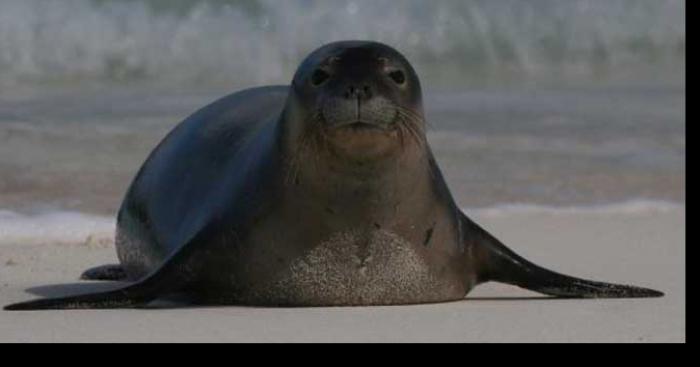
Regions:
[[388, 70, 406, 85], [311, 69, 331, 87]]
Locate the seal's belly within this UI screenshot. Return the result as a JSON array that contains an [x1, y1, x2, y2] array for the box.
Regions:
[[237, 230, 467, 306]]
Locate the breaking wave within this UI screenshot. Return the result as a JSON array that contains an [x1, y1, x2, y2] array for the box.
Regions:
[[0, 0, 685, 87]]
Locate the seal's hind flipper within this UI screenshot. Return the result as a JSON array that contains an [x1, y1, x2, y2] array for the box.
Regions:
[[463, 213, 664, 298], [80, 264, 127, 281]]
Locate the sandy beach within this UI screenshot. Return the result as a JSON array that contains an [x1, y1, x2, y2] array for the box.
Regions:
[[0, 206, 684, 343]]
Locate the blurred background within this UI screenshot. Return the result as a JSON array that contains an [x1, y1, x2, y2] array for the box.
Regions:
[[0, 0, 685, 217]]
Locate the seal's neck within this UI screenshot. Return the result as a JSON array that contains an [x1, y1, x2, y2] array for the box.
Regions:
[[282, 134, 436, 225]]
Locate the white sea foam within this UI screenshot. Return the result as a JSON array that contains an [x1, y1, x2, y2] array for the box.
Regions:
[[466, 199, 683, 218], [0, 200, 683, 245]]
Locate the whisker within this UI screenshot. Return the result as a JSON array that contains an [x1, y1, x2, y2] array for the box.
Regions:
[[285, 110, 328, 187], [395, 106, 424, 123], [394, 107, 426, 148]]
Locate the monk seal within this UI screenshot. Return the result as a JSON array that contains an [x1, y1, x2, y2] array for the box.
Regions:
[[5, 41, 662, 310]]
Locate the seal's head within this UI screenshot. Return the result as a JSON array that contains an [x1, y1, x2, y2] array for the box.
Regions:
[[285, 41, 425, 161]]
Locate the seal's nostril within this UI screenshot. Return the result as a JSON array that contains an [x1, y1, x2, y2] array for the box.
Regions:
[[344, 85, 372, 100], [344, 86, 353, 99]]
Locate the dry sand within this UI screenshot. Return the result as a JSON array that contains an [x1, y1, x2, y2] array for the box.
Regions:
[[0, 208, 684, 343]]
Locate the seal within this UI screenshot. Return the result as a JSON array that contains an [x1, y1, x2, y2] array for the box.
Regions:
[[5, 41, 662, 310]]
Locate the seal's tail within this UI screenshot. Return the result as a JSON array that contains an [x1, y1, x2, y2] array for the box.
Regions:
[[465, 214, 664, 298]]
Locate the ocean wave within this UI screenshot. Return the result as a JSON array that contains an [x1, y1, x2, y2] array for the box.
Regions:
[[0, 0, 685, 87], [0, 200, 683, 245]]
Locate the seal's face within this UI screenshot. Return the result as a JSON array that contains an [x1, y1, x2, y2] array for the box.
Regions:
[[288, 41, 425, 160]]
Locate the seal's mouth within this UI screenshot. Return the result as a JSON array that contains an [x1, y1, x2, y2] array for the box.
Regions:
[[333, 120, 395, 132], [313, 107, 422, 158], [321, 107, 400, 133], [318, 96, 400, 133]]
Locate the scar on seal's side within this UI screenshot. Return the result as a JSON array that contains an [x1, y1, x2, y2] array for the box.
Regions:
[[5, 41, 663, 311]]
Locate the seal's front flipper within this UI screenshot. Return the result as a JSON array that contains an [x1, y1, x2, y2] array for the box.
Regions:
[[463, 213, 664, 298], [80, 264, 127, 281], [4, 277, 159, 310], [5, 256, 186, 310], [4, 227, 213, 310]]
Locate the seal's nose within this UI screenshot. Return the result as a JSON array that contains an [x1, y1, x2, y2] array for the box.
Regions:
[[343, 85, 373, 101]]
